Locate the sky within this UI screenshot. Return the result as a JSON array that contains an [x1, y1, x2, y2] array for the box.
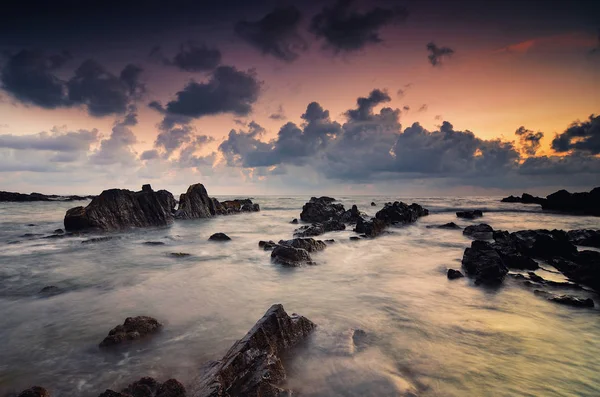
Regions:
[[0, 0, 599, 196]]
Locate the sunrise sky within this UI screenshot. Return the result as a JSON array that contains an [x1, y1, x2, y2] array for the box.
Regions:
[[0, 0, 599, 195]]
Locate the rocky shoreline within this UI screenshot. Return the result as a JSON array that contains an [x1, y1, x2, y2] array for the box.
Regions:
[[501, 187, 600, 216], [0, 191, 95, 202]]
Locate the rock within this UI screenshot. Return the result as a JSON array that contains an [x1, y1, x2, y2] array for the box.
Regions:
[[549, 253, 600, 293], [44, 234, 66, 239], [456, 210, 483, 219], [501, 193, 546, 205], [64, 185, 174, 232], [294, 223, 324, 237], [371, 202, 376, 206], [53, 229, 64, 234], [567, 229, 600, 248], [534, 290, 594, 308], [461, 240, 508, 285], [512, 229, 577, 260], [322, 219, 346, 232], [259, 240, 277, 250], [278, 238, 326, 252], [339, 205, 363, 224], [156, 189, 177, 214], [491, 230, 539, 270], [290, 218, 298, 224], [82, 236, 114, 244], [144, 241, 166, 246], [300, 196, 345, 223], [39, 286, 61, 295], [209, 233, 231, 241], [463, 223, 494, 239], [99, 316, 162, 348], [20, 233, 43, 238], [191, 304, 315, 397], [447, 269, 464, 279], [175, 184, 215, 219], [0, 191, 51, 202], [17, 386, 50, 397], [542, 187, 600, 216], [170, 252, 191, 257], [325, 239, 335, 244], [99, 377, 186, 397], [349, 236, 361, 241], [218, 199, 260, 214], [427, 222, 461, 230], [355, 217, 386, 237], [271, 245, 314, 267], [375, 202, 429, 225]]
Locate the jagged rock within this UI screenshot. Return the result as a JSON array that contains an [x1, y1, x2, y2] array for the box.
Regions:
[[81, 236, 114, 244], [447, 269, 464, 279], [542, 187, 600, 216], [427, 222, 461, 230], [209, 233, 231, 241], [511, 229, 577, 260], [278, 238, 326, 252], [325, 239, 335, 244], [191, 304, 315, 397], [156, 189, 177, 214], [534, 290, 594, 308], [175, 184, 215, 219], [271, 245, 314, 267], [17, 386, 50, 397], [355, 217, 386, 237], [217, 199, 260, 214], [259, 240, 277, 251], [64, 185, 174, 231], [322, 219, 346, 232], [491, 231, 539, 270], [99, 316, 162, 348], [456, 210, 483, 219], [376, 202, 429, 224], [300, 196, 345, 223], [339, 205, 363, 224], [549, 252, 600, 293], [290, 218, 298, 224], [462, 240, 508, 285], [463, 223, 494, 239], [294, 223, 324, 237], [567, 229, 600, 248], [98, 377, 186, 397]]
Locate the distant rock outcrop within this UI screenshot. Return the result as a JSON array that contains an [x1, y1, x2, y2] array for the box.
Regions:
[[191, 304, 316, 397], [501, 187, 600, 216], [64, 184, 174, 231], [501, 193, 545, 205], [1, 191, 94, 202]]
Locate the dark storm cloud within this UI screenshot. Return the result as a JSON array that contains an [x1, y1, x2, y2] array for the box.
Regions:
[[219, 121, 269, 166], [515, 126, 544, 156], [519, 153, 600, 175], [426, 42, 455, 66], [551, 114, 600, 155], [0, 50, 144, 117], [235, 6, 307, 62], [0, 50, 71, 109], [0, 128, 98, 152], [310, 0, 408, 52], [346, 89, 391, 121], [163, 66, 262, 118], [150, 43, 221, 72]]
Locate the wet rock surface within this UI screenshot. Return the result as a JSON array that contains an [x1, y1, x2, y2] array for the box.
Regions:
[[278, 237, 326, 252], [175, 184, 216, 220], [355, 217, 387, 238], [447, 269, 464, 279], [375, 202, 429, 224], [271, 245, 315, 267], [462, 240, 508, 285], [99, 316, 163, 348], [456, 210, 483, 219], [191, 304, 315, 397], [82, 236, 114, 244], [208, 233, 231, 241], [259, 240, 277, 250], [567, 229, 600, 248], [463, 223, 494, 239], [427, 222, 461, 230], [300, 196, 345, 223]]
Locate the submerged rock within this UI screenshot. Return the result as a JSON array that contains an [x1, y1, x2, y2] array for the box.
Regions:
[[209, 233, 231, 241], [300, 196, 345, 223], [447, 269, 464, 279], [17, 386, 50, 397], [271, 245, 314, 267], [39, 286, 61, 296], [349, 236, 361, 241], [53, 228, 64, 234], [456, 210, 483, 219], [463, 223, 494, 239], [258, 240, 277, 251], [290, 218, 298, 224], [278, 237, 326, 252], [99, 316, 162, 348], [81, 236, 114, 244], [427, 222, 461, 230], [371, 202, 376, 206], [64, 184, 174, 232], [462, 240, 508, 285], [98, 377, 186, 397], [534, 290, 594, 308], [191, 304, 315, 397]]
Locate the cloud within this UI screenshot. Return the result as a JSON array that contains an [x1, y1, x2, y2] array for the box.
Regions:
[[140, 149, 160, 160], [515, 126, 544, 156], [426, 42, 454, 66], [346, 89, 391, 121], [150, 43, 221, 72], [163, 66, 261, 118], [0, 50, 71, 109], [551, 114, 600, 155], [396, 83, 412, 98], [89, 107, 139, 165], [310, 0, 408, 52], [402, 105, 410, 112], [235, 6, 307, 62], [0, 128, 98, 152], [418, 104, 428, 112], [269, 105, 286, 120]]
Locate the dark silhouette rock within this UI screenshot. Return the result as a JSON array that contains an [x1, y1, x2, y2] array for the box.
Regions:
[[294, 223, 325, 237], [462, 240, 508, 285], [567, 229, 600, 248], [325, 239, 335, 244], [98, 377, 186, 397], [278, 238, 326, 252], [258, 240, 277, 250], [371, 202, 376, 206], [491, 230, 539, 270], [290, 218, 298, 224], [143, 241, 165, 246], [81, 236, 114, 244], [542, 187, 600, 216], [156, 189, 177, 214], [217, 199, 260, 214], [64, 185, 174, 231], [427, 222, 461, 230], [191, 304, 315, 397], [355, 217, 387, 237], [512, 229, 577, 260], [501, 193, 546, 205], [349, 236, 361, 241], [322, 219, 346, 232], [463, 223, 494, 239], [447, 269, 464, 279], [376, 202, 429, 224], [534, 290, 594, 308], [209, 233, 231, 241], [549, 252, 600, 293], [99, 316, 162, 348], [300, 196, 345, 223], [175, 183, 215, 219], [456, 210, 483, 219], [339, 204, 363, 224], [17, 386, 50, 397], [271, 245, 314, 267]]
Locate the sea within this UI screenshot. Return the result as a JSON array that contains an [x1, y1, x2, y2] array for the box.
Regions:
[[0, 196, 599, 397]]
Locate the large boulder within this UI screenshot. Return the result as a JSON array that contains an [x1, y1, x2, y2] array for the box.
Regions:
[[463, 223, 494, 239], [175, 184, 216, 219], [271, 245, 314, 267], [64, 185, 174, 231], [156, 189, 177, 214], [355, 217, 387, 237], [300, 196, 346, 223], [542, 187, 600, 216], [191, 304, 316, 397], [567, 229, 600, 248], [461, 240, 508, 285], [278, 238, 326, 252], [209, 233, 231, 241], [375, 202, 429, 224], [98, 377, 186, 397], [99, 316, 162, 348]]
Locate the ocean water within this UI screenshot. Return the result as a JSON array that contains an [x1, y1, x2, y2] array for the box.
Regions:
[[0, 196, 599, 397]]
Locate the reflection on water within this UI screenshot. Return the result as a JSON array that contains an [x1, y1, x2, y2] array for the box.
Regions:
[[0, 197, 599, 396]]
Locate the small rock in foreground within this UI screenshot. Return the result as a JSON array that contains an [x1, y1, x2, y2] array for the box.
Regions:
[[447, 269, 464, 279]]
